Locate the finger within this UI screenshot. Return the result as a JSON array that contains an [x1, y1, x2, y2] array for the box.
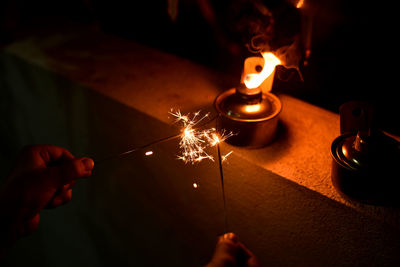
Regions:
[[57, 183, 75, 194], [22, 213, 40, 237], [50, 157, 94, 185], [46, 188, 72, 208], [45, 180, 75, 209], [246, 256, 261, 267], [64, 180, 76, 190], [239, 243, 255, 258], [21, 158, 93, 213], [40, 145, 75, 166], [45, 183, 72, 208], [223, 232, 238, 243], [46, 185, 73, 208], [53, 181, 76, 194], [207, 233, 241, 267], [17, 145, 75, 170], [237, 242, 261, 267]]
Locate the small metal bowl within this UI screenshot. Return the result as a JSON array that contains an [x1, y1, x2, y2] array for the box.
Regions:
[[214, 88, 282, 148]]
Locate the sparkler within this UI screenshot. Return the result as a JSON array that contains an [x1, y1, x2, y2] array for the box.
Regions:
[[170, 109, 233, 232], [95, 110, 232, 164], [170, 109, 233, 164], [217, 142, 228, 232], [94, 134, 180, 165], [95, 109, 233, 233]]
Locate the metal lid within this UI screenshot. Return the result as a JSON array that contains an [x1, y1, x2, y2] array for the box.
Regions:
[[333, 131, 400, 171], [215, 88, 281, 122], [336, 133, 368, 169]]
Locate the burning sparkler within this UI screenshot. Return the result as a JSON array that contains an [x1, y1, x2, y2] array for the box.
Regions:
[[170, 109, 233, 232], [96, 110, 233, 164], [169, 109, 233, 164], [96, 109, 234, 233]]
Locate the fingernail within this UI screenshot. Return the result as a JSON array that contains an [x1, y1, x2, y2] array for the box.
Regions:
[[82, 158, 94, 171], [223, 232, 238, 243]]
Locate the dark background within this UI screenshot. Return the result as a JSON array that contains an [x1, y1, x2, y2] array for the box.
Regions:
[[1, 0, 398, 134]]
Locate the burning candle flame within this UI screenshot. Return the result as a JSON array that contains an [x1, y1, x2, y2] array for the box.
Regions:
[[296, 0, 304, 8], [244, 52, 281, 89], [169, 110, 234, 164]]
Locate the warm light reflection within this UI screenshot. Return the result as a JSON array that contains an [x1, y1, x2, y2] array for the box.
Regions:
[[244, 52, 281, 89], [193, 183, 198, 188], [145, 151, 153, 156], [244, 104, 261, 113]]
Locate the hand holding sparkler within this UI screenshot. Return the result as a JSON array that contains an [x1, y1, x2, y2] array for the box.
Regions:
[[206, 233, 260, 267], [0, 110, 238, 264], [0, 145, 94, 258]]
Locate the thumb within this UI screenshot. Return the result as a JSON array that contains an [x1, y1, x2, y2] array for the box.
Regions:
[[207, 233, 241, 267], [216, 233, 240, 253], [18, 158, 93, 218], [49, 157, 94, 185]]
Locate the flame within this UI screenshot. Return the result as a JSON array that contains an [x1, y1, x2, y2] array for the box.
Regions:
[[296, 0, 304, 8], [244, 52, 281, 89]]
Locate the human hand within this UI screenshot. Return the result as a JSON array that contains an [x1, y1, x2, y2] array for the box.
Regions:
[[0, 145, 94, 249], [206, 233, 260, 267]]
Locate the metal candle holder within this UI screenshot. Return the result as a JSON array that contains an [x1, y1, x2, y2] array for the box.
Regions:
[[214, 84, 281, 148]]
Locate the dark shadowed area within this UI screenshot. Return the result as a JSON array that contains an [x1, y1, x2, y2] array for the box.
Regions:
[[1, 0, 398, 134]]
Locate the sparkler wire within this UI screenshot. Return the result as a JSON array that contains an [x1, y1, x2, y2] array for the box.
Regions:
[[217, 142, 228, 233], [94, 113, 218, 165], [94, 134, 180, 165]]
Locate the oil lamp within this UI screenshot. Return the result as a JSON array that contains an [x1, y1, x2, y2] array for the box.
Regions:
[[214, 52, 282, 148]]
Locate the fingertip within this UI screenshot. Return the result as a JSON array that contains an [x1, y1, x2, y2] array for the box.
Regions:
[[211, 233, 241, 267], [81, 157, 94, 172], [71, 157, 94, 178], [65, 188, 72, 201], [216, 233, 240, 255], [57, 158, 92, 184], [222, 232, 239, 243]]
